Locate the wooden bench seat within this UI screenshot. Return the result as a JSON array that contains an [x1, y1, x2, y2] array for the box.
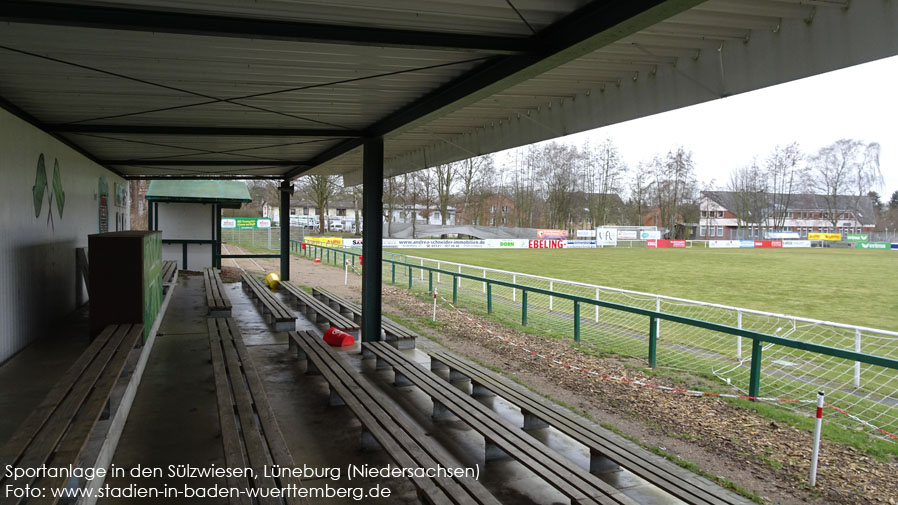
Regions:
[[281, 282, 359, 335], [312, 287, 417, 348], [287, 330, 501, 505], [203, 267, 232, 317], [364, 341, 637, 505], [429, 351, 754, 505], [241, 273, 296, 331], [161, 260, 178, 284], [0, 324, 144, 505], [208, 318, 300, 505]]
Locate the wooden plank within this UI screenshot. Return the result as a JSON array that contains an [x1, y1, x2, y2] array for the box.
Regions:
[[313, 288, 415, 339], [282, 283, 357, 330], [208, 319, 254, 505], [294, 331, 500, 505], [224, 319, 301, 505], [290, 332, 463, 505], [431, 352, 745, 505], [215, 319, 281, 505], [0, 325, 118, 472], [242, 274, 295, 323], [28, 324, 144, 505], [365, 343, 631, 505], [1, 325, 134, 499]]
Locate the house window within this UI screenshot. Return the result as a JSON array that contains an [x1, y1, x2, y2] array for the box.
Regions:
[[303, 207, 309, 216], [717, 211, 724, 218], [700, 225, 706, 236], [337, 208, 347, 217], [717, 226, 724, 237], [290, 208, 296, 215], [502, 217, 507, 225], [502, 205, 508, 214], [490, 205, 496, 213], [489, 217, 495, 225]]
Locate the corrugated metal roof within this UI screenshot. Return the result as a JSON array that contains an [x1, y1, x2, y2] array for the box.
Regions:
[[146, 179, 251, 202], [0, 0, 892, 181]]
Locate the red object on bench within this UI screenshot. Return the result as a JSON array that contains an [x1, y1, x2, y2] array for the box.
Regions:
[[323, 327, 355, 347]]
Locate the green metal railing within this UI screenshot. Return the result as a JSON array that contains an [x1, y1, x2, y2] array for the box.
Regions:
[[294, 242, 898, 400]]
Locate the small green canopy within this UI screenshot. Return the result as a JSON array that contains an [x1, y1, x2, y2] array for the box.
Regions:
[[146, 180, 251, 208]]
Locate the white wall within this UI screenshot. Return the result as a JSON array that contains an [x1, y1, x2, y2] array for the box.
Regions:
[[0, 108, 130, 364], [156, 202, 214, 271]]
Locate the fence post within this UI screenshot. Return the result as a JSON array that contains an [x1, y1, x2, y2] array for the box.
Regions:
[[574, 301, 580, 344], [437, 262, 441, 284], [487, 283, 492, 314], [737, 310, 743, 361], [420, 259, 424, 280], [648, 316, 659, 368], [452, 275, 458, 304], [429, 271, 433, 293], [854, 329, 861, 388], [749, 339, 762, 398], [549, 280, 554, 311], [595, 288, 600, 322], [391, 263, 395, 284], [482, 268, 487, 293], [809, 390, 825, 487], [513, 274, 517, 302], [408, 265, 412, 290], [458, 264, 462, 289], [521, 290, 528, 326]]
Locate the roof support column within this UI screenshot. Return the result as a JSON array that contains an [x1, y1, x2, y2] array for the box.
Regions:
[[362, 138, 384, 342], [280, 180, 292, 281]]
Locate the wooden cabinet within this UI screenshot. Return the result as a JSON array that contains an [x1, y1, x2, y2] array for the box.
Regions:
[[88, 231, 162, 339]]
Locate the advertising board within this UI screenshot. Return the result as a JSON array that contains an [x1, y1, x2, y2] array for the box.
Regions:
[[846, 233, 869, 242], [617, 230, 638, 240], [781, 240, 811, 248], [646, 240, 686, 248], [564, 240, 597, 249], [576, 229, 596, 238], [808, 233, 841, 241], [537, 229, 569, 240], [595, 227, 618, 247], [220, 217, 271, 229], [857, 242, 889, 249], [640, 230, 661, 240]]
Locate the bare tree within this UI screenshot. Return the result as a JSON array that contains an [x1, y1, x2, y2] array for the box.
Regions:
[[535, 142, 578, 229], [433, 162, 456, 226], [628, 162, 651, 225], [809, 139, 882, 230], [650, 147, 697, 237], [299, 175, 339, 234], [510, 148, 538, 228], [383, 176, 398, 236], [765, 143, 803, 231], [582, 138, 625, 227], [458, 154, 495, 225], [727, 162, 767, 236]]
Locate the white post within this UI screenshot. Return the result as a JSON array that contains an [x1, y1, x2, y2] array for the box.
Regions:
[[595, 288, 599, 322], [512, 274, 517, 302], [433, 291, 437, 322], [268, 226, 272, 250], [656, 296, 661, 312], [549, 280, 554, 311], [737, 310, 743, 361], [420, 259, 424, 280], [458, 264, 462, 289], [809, 391, 825, 487], [482, 268, 487, 293], [437, 262, 441, 284], [854, 329, 861, 388], [344, 259, 348, 285]]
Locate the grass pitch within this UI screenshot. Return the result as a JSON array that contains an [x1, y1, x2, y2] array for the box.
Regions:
[[386, 247, 897, 330]]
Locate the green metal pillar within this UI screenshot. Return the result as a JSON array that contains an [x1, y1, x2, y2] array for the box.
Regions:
[[279, 181, 291, 280], [391, 263, 395, 284], [522, 291, 528, 326], [428, 271, 433, 293], [361, 138, 384, 342], [574, 301, 580, 344], [649, 316, 658, 368], [749, 339, 762, 398], [487, 283, 492, 314], [408, 265, 413, 289], [452, 275, 458, 304]]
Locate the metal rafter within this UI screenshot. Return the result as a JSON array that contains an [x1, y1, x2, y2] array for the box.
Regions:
[[50, 125, 361, 137], [0, 1, 530, 54]]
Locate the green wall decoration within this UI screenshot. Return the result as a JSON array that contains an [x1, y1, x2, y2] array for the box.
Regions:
[[52, 159, 65, 218], [98, 176, 109, 233], [32, 153, 47, 218]]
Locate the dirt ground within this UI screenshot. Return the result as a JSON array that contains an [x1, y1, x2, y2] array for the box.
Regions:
[[220, 244, 898, 505]]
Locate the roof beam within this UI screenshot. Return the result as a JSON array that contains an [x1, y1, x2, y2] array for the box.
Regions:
[[287, 0, 705, 179], [50, 124, 360, 137], [104, 160, 309, 167], [0, 1, 530, 54]]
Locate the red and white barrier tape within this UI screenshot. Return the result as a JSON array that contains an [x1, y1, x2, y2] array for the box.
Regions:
[[430, 290, 898, 440]]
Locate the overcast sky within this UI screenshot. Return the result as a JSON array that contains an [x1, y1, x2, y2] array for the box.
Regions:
[[498, 55, 898, 201]]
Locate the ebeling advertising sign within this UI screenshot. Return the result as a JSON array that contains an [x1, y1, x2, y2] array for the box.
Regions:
[[343, 239, 598, 249]]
